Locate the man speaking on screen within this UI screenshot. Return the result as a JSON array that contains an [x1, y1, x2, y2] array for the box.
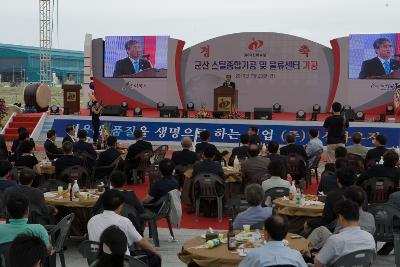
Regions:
[[359, 37, 400, 79], [113, 40, 152, 78]]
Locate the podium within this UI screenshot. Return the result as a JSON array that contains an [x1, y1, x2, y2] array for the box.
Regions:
[[213, 86, 238, 112], [117, 68, 167, 78], [366, 70, 400, 79], [62, 84, 81, 114]]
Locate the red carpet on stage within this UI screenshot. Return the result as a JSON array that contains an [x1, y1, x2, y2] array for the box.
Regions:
[[124, 176, 319, 230]]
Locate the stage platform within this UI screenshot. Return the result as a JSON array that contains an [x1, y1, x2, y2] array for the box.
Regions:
[[32, 111, 400, 148]]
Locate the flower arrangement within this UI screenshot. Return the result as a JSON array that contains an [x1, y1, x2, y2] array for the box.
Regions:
[[222, 105, 243, 119], [195, 103, 211, 118], [0, 99, 7, 127]]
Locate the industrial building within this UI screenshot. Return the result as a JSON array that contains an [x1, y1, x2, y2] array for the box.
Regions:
[[0, 43, 83, 85]]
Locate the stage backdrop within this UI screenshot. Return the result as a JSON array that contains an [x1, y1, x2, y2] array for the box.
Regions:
[[328, 36, 400, 113], [180, 32, 334, 113], [92, 37, 185, 109]]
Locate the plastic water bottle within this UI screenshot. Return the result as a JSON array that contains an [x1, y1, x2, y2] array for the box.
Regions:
[[296, 188, 301, 205], [379, 156, 384, 165], [71, 180, 80, 201], [221, 159, 225, 168], [233, 156, 240, 171]]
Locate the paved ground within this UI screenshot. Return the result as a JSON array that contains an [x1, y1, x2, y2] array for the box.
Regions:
[[57, 228, 395, 267]]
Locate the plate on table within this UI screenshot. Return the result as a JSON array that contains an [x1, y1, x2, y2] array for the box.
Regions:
[[43, 192, 57, 198]]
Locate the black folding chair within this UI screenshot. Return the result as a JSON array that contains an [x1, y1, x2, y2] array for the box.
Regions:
[[361, 177, 396, 204], [90, 156, 120, 187], [132, 150, 153, 184], [59, 165, 90, 187], [331, 249, 375, 267], [264, 187, 290, 207], [0, 242, 11, 267], [152, 145, 168, 165], [141, 193, 175, 247]]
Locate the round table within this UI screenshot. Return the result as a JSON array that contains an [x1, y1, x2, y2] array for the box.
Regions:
[[179, 232, 311, 267], [44, 191, 99, 236], [273, 197, 324, 234], [273, 197, 324, 217]]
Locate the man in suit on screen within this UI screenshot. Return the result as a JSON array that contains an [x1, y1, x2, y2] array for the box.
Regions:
[[359, 38, 400, 79], [113, 40, 152, 78]]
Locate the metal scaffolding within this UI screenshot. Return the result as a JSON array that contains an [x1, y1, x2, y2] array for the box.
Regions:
[[39, 0, 52, 84]]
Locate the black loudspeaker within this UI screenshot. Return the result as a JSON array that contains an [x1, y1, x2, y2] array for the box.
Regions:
[[160, 106, 179, 118], [380, 114, 386, 122], [102, 105, 123, 116], [212, 111, 224, 119], [244, 112, 251, 119], [344, 109, 355, 121], [254, 108, 272, 120]]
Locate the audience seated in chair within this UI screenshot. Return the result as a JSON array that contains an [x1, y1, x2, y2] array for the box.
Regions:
[[239, 215, 308, 267], [266, 140, 287, 178], [308, 185, 375, 250], [0, 160, 16, 191], [357, 149, 400, 186], [262, 160, 291, 193], [240, 144, 270, 185], [73, 129, 97, 168], [5, 168, 57, 224], [280, 133, 308, 160], [8, 234, 48, 267], [318, 158, 348, 195], [313, 199, 375, 267], [192, 146, 224, 179], [15, 140, 41, 174], [0, 135, 9, 161], [55, 141, 83, 176], [378, 191, 400, 255], [88, 190, 161, 267], [92, 171, 144, 223], [11, 127, 36, 159], [305, 128, 323, 164], [306, 166, 356, 232], [44, 129, 63, 160], [247, 126, 262, 147], [171, 137, 197, 167], [324, 146, 347, 173], [195, 130, 222, 161], [90, 225, 128, 267], [125, 129, 153, 181], [346, 132, 369, 159], [143, 159, 179, 210], [365, 134, 388, 163], [0, 193, 52, 252], [62, 124, 76, 144], [96, 136, 121, 167], [228, 134, 249, 166], [233, 184, 272, 230]]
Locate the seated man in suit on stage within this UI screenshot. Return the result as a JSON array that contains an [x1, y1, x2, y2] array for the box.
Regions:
[[241, 144, 270, 185], [62, 125, 76, 144], [280, 133, 308, 160], [97, 136, 121, 167], [44, 130, 63, 160], [55, 141, 83, 177], [195, 130, 222, 161], [359, 37, 400, 79], [125, 129, 153, 181], [222, 74, 235, 88], [171, 137, 197, 167], [228, 134, 249, 166], [73, 129, 97, 166], [113, 40, 152, 78]]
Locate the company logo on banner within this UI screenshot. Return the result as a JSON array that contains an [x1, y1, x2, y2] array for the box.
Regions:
[[248, 38, 264, 50], [181, 32, 333, 112]]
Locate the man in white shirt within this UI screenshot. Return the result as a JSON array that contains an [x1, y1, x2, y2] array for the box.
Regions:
[[346, 132, 369, 159], [314, 199, 376, 267], [88, 189, 161, 267], [262, 160, 291, 192]]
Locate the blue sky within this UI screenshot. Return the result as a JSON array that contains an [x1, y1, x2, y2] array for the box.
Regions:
[[0, 0, 397, 51]]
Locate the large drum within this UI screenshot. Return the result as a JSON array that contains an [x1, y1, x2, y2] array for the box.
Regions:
[[23, 83, 51, 112]]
